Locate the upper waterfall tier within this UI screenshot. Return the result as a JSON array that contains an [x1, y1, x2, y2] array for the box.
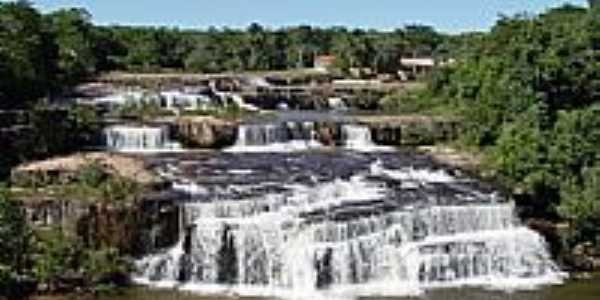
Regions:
[[226, 122, 392, 153], [226, 122, 322, 153]]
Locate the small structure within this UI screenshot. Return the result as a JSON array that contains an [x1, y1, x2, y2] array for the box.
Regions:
[[400, 57, 436, 78], [314, 55, 336, 71]]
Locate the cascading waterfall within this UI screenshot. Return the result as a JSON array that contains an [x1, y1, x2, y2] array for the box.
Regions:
[[226, 122, 393, 153], [225, 122, 322, 153], [134, 156, 565, 299], [103, 125, 181, 152], [341, 124, 393, 152]]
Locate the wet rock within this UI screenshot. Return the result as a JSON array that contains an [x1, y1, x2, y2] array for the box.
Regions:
[[566, 242, 600, 272], [572, 272, 592, 280], [15, 189, 181, 257], [316, 125, 335, 146]]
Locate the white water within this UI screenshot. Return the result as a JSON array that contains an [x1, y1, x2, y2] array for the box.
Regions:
[[225, 123, 323, 153], [215, 91, 260, 112], [103, 125, 182, 153], [134, 161, 565, 299], [342, 125, 394, 152], [226, 123, 394, 153]]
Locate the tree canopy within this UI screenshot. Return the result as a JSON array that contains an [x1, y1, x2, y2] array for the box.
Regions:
[[420, 5, 600, 242]]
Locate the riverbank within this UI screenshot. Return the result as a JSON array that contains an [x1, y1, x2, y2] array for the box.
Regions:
[[30, 273, 600, 300]]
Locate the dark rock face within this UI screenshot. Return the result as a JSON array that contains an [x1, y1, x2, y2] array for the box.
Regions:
[[368, 119, 460, 146], [0, 111, 35, 179], [20, 193, 181, 257]]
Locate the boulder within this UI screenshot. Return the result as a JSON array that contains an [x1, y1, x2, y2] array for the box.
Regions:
[[175, 116, 238, 148]]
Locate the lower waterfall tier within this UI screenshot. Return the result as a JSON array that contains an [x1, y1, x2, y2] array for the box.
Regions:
[[134, 152, 565, 299]]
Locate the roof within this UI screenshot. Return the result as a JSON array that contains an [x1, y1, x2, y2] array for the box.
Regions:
[[400, 58, 436, 67]]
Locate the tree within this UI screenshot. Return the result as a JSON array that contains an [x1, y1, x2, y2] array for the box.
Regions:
[[45, 8, 97, 87], [0, 186, 32, 293], [370, 33, 405, 73], [403, 25, 442, 57], [418, 4, 600, 235], [33, 229, 78, 291], [0, 1, 55, 108], [558, 166, 600, 244]]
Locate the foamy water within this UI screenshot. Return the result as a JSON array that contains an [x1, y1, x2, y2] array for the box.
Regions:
[[133, 156, 565, 299]]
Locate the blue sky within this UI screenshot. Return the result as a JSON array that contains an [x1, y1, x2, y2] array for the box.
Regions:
[[23, 0, 589, 32]]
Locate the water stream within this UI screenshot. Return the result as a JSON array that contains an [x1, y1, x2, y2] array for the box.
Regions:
[[103, 125, 182, 152], [133, 143, 565, 299]]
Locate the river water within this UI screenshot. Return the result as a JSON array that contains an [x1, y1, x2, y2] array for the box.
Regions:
[[38, 275, 600, 300], [95, 120, 584, 299]]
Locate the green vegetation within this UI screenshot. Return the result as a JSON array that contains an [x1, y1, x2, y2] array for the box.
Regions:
[[0, 185, 32, 296], [1, 163, 143, 298], [391, 5, 600, 245], [112, 100, 175, 122], [13, 162, 143, 204], [0, 104, 101, 181], [380, 85, 450, 116]]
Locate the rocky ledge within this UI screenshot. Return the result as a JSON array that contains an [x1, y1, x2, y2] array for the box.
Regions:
[[11, 152, 163, 188], [357, 115, 460, 146], [170, 116, 238, 148]]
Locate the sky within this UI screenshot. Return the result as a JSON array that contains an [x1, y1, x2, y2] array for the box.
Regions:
[[18, 0, 591, 33]]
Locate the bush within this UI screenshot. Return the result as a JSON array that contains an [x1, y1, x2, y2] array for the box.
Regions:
[[77, 162, 109, 188], [558, 166, 600, 244], [82, 247, 131, 288], [380, 88, 451, 115], [0, 186, 32, 296]]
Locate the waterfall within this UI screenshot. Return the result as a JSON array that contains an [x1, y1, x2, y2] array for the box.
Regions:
[[226, 122, 394, 153], [215, 91, 260, 112], [225, 122, 322, 153], [134, 159, 565, 299], [103, 125, 181, 152], [342, 124, 393, 152]]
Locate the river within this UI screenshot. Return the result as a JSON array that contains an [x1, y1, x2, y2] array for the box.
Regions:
[[89, 120, 579, 299], [35, 275, 600, 300]]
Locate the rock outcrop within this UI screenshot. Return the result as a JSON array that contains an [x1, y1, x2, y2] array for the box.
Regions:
[[174, 116, 238, 148], [358, 115, 460, 146], [11, 152, 162, 188]]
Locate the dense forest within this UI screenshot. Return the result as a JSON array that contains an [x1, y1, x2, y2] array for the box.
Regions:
[[0, 0, 445, 109], [388, 4, 600, 245]]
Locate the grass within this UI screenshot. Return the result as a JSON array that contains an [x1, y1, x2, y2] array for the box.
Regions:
[[372, 81, 461, 118]]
